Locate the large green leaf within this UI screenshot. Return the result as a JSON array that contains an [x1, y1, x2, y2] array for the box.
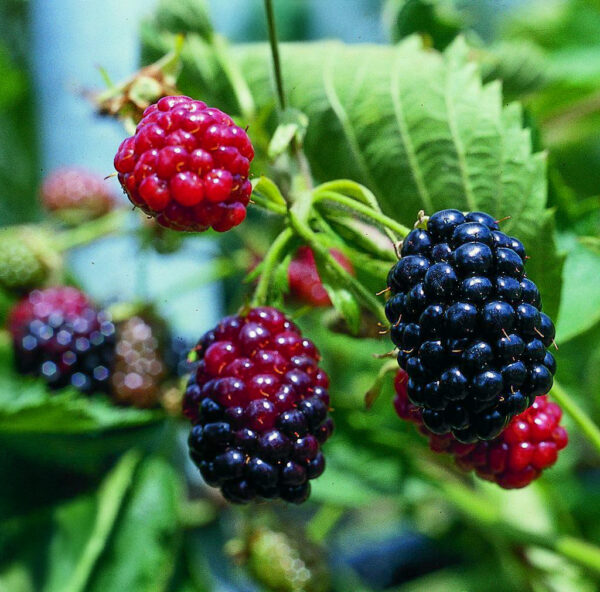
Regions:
[[0, 338, 166, 472], [555, 234, 600, 343], [43, 453, 182, 592], [143, 27, 562, 315]]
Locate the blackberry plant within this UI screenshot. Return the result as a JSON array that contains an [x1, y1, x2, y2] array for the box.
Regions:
[[3, 1, 600, 591]]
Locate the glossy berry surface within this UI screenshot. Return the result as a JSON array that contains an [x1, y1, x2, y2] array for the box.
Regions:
[[183, 307, 332, 504], [394, 370, 567, 489], [114, 95, 254, 232], [111, 316, 167, 408], [8, 287, 115, 394], [40, 167, 116, 220], [389, 210, 556, 442], [288, 246, 354, 307]]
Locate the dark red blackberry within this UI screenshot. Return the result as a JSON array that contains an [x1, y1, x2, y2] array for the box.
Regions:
[[183, 307, 333, 504], [394, 370, 567, 489], [8, 287, 115, 394], [114, 95, 254, 233], [387, 210, 556, 442], [287, 246, 354, 307]]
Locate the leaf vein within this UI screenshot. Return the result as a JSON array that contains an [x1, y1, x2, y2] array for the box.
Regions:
[[390, 50, 434, 213]]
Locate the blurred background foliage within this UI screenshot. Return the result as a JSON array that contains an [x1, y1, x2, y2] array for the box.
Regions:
[[1, 1, 600, 591]]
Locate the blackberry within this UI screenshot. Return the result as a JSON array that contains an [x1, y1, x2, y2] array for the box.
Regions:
[[394, 370, 568, 489], [110, 316, 167, 408], [114, 95, 254, 233], [387, 210, 556, 442], [183, 307, 333, 504], [8, 287, 115, 394]]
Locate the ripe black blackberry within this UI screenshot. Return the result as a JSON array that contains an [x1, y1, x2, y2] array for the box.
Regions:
[[183, 307, 333, 504], [386, 210, 556, 443], [8, 287, 116, 394]]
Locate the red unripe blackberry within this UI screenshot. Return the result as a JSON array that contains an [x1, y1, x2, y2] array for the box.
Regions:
[[394, 370, 567, 489], [40, 167, 116, 221], [288, 246, 354, 307], [114, 96, 254, 233], [387, 209, 557, 442], [183, 307, 333, 504], [8, 287, 116, 394]]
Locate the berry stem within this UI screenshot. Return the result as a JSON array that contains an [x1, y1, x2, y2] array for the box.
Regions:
[[263, 0, 314, 191], [550, 380, 600, 456], [250, 226, 294, 307], [264, 0, 286, 113], [54, 209, 129, 252], [313, 190, 410, 238], [251, 191, 288, 216], [288, 208, 388, 324]]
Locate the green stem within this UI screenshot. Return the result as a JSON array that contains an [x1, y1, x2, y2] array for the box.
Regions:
[[178, 499, 217, 529], [439, 478, 600, 575], [313, 190, 411, 238], [551, 380, 600, 456], [264, 0, 286, 112], [306, 505, 345, 543], [54, 209, 129, 252], [251, 191, 288, 216], [250, 227, 294, 307], [263, 0, 314, 191], [364, 424, 600, 575], [288, 209, 388, 324]]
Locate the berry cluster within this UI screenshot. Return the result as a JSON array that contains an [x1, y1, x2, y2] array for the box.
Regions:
[[111, 316, 167, 408], [9, 287, 115, 394], [40, 167, 116, 220], [394, 370, 568, 488], [288, 246, 354, 307], [183, 307, 333, 504], [114, 95, 254, 232], [386, 209, 556, 442]]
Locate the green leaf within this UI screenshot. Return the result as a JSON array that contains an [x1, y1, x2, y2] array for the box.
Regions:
[[480, 40, 548, 98], [43, 454, 182, 592], [556, 234, 600, 343], [322, 285, 361, 336], [86, 457, 182, 592], [267, 108, 309, 160], [383, 0, 465, 49], [579, 236, 600, 255], [0, 338, 165, 472], [44, 450, 141, 592], [251, 176, 287, 208], [520, 210, 565, 322], [151, 0, 213, 41]]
